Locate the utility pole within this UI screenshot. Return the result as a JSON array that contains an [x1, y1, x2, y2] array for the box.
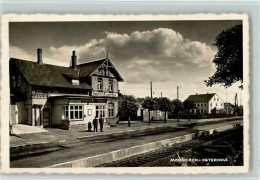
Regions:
[[150, 81, 153, 99], [235, 93, 238, 107], [177, 86, 179, 100], [240, 91, 242, 106], [161, 92, 162, 98]]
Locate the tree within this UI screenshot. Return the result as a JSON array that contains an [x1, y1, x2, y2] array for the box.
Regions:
[[142, 97, 156, 125], [119, 95, 138, 126], [204, 25, 243, 89], [183, 100, 194, 121], [172, 99, 183, 122], [158, 97, 173, 123]]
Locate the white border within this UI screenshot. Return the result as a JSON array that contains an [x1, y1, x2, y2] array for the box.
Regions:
[[0, 13, 250, 174]]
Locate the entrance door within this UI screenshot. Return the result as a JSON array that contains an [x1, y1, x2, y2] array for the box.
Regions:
[[43, 109, 50, 128], [84, 105, 96, 123]]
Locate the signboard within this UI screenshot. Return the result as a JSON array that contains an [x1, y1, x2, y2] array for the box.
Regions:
[[81, 99, 107, 103], [32, 91, 48, 99], [92, 91, 105, 96], [92, 91, 118, 97], [105, 92, 118, 97]]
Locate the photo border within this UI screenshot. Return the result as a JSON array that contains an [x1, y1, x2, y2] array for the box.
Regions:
[[0, 13, 250, 174]]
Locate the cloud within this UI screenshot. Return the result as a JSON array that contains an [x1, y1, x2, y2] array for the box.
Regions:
[[10, 28, 221, 100]]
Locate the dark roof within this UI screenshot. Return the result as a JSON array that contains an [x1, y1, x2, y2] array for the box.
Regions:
[[186, 93, 216, 103], [77, 59, 106, 77], [10, 58, 92, 90]]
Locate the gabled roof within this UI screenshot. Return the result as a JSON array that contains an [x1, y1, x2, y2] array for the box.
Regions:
[[77, 59, 106, 77], [186, 93, 216, 103], [78, 58, 124, 82], [10, 58, 92, 90]]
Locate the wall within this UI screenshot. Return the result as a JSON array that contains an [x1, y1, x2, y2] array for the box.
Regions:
[[10, 64, 33, 125], [194, 102, 208, 114], [52, 98, 69, 126], [208, 94, 225, 114], [52, 97, 119, 128], [91, 76, 118, 93]]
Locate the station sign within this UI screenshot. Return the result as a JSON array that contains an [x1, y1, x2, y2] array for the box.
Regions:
[[92, 91, 118, 97], [32, 91, 48, 99]]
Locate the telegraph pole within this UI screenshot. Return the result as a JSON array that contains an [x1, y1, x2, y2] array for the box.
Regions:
[[161, 92, 162, 98], [150, 81, 153, 99], [177, 86, 179, 100]]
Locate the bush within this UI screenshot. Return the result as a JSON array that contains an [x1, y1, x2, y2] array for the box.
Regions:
[[168, 113, 233, 120]]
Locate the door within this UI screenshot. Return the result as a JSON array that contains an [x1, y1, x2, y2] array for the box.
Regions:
[[84, 105, 96, 123], [43, 109, 50, 128], [35, 108, 41, 126]]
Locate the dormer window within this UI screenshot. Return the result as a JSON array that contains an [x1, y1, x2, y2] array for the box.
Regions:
[[72, 79, 79, 86]]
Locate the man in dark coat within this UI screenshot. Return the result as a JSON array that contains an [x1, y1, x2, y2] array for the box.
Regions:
[[93, 117, 98, 132], [99, 117, 104, 132]]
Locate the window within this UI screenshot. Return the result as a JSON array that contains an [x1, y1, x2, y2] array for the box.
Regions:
[[204, 103, 207, 107], [108, 104, 114, 117], [62, 105, 83, 120], [98, 67, 103, 75], [72, 79, 79, 85], [97, 78, 103, 91], [12, 76, 16, 88], [88, 109, 92, 116], [96, 105, 105, 118], [17, 75, 21, 87], [109, 79, 113, 92], [216, 103, 218, 107], [217, 98, 219, 101], [70, 105, 83, 120], [62, 105, 69, 120], [197, 104, 199, 107]]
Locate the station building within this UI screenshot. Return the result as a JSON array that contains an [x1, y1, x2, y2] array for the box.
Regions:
[[9, 49, 123, 130]]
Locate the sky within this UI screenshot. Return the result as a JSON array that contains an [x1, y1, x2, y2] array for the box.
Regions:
[[9, 20, 243, 105]]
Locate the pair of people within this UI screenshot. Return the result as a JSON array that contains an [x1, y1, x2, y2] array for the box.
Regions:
[[93, 116, 104, 132]]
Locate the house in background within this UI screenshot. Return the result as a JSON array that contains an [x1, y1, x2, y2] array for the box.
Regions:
[[10, 49, 123, 130], [186, 93, 224, 114], [224, 102, 235, 115]]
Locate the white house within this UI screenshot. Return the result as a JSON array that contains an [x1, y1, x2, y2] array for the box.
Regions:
[[186, 93, 224, 114]]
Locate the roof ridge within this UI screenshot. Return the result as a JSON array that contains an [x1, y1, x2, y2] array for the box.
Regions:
[[77, 58, 106, 66], [10, 58, 70, 68], [192, 93, 216, 95]]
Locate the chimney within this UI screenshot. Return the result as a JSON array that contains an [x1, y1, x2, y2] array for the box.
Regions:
[[71, 50, 77, 70], [37, 48, 43, 64]]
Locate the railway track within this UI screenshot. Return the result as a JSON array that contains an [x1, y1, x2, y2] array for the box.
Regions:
[[97, 127, 243, 167]]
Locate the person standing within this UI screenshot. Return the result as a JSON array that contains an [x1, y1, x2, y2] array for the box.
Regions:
[[93, 116, 98, 132], [99, 117, 104, 132]]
